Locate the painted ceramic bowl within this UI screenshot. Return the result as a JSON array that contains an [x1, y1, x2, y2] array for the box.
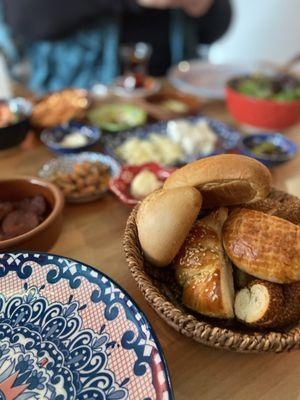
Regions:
[[103, 116, 241, 166], [0, 97, 32, 150], [0, 252, 173, 399], [0, 177, 64, 251], [38, 152, 120, 203], [109, 163, 176, 207], [87, 103, 147, 132], [41, 121, 101, 154], [239, 132, 297, 167]]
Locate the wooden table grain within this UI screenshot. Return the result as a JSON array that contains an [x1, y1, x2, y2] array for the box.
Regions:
[[1, 101, 300, 400]]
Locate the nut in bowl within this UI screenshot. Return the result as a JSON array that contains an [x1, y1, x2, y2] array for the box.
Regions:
[[124, 154, 300, 352], [39, 152, 120, 203], [109, 163, 176, 207]]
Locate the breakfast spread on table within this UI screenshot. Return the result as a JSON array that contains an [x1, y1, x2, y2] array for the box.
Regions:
[[1, 20, 300, 399], [136, 154, 300, 330], [1, 60, 300, 374], [0, 195, 48, 240]]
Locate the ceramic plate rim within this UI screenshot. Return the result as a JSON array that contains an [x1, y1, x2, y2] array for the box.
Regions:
[[0, 250, 174, 399], [168, 60, 255, 100]]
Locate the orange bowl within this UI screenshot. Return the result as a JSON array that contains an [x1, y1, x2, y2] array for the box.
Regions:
[[226, 85, 300, 130], [0, 177, 64, 252]]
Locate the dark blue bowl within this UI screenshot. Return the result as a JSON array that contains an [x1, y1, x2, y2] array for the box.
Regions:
[[240, 133, 297, 168], [0, 97, 32, 150], [41, 121, 101, 154]]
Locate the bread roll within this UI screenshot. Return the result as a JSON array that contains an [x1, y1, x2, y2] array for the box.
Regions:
[[223, 208, 300, 283], [234, 268, 254, 289], [164, 154, 272, 208], [175, 208, 234, 319], [235, 280, 300, 328], [137, 187, 202, 267]]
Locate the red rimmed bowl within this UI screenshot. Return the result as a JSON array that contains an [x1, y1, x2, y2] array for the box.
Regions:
[[0, 177, 64, 251], [226, 84, 300, 130], [109, 163, 176, 207]]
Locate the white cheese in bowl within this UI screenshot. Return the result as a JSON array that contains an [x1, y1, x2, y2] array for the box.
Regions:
[[59, 131, 89, 148], [167, 119, 217, 156], [130, 170, 162, 200]]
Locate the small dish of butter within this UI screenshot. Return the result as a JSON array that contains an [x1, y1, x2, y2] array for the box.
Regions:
[[41, 121, 101, 155]]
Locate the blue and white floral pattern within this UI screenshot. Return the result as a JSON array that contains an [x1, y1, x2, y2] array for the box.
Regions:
[[0, 253, 172, 400]]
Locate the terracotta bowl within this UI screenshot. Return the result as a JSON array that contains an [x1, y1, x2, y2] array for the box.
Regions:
[[0, 177, 64, 252]]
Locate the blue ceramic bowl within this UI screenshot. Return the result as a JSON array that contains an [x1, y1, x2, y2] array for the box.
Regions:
[[102, 115, 241, 166], [240, 133, 297, 167], [41, 121, 101, 154]]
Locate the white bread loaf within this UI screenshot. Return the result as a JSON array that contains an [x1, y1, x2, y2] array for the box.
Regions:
[[164, 154, 272, 208], [137, 187, 202, 267]]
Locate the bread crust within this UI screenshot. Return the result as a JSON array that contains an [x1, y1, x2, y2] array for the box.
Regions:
[[223, 208, 300, 283], [137, 187, 202, 267], [175, 208, 234, 319], [164, 154, 272, 208], [235, 280, 300, 328]]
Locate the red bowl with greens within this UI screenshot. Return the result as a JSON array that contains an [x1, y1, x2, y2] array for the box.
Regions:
[[226, 74, 300, 130]]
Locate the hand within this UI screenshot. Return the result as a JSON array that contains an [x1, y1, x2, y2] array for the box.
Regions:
[[136, 0, 180, 9], [178, 0, 214, 16]]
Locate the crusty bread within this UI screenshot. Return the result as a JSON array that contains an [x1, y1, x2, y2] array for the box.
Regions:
[[164, 154, 272, 208], [137, 187, 202, 267], [234, 268, 254, 289], [223, 208, 300, 283], [235, 280, 300, 328], [175, 207, 234, 319]]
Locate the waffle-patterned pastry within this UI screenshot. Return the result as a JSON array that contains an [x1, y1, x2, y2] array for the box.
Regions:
[[223, 208, 300, 283], [175, 207, 234, 319]]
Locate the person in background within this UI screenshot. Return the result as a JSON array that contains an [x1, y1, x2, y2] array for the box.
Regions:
[[2, 0, 231, 93]]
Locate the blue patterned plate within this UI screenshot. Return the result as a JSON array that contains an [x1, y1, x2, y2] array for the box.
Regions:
[[0, 252, 173, 400], [102, 116, 241, 166]]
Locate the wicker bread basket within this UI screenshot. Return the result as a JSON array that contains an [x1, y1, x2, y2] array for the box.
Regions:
[[124, 189, 300, 353]]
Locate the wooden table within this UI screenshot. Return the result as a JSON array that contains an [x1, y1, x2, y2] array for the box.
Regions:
[[1, 101, 300, 400]]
